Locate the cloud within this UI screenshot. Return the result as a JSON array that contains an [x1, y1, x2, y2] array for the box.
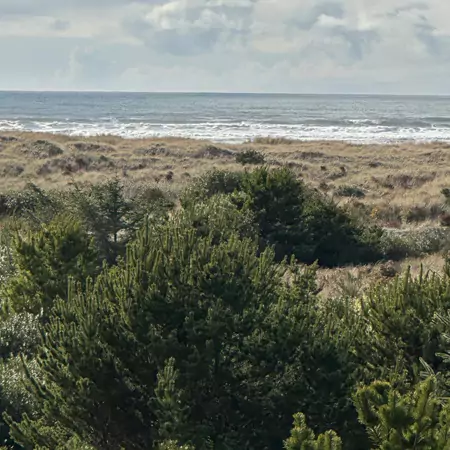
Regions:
[[0, 0, 450, 93]]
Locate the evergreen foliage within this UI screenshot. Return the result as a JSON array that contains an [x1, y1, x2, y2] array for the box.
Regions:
[[67, 179, 174, 263], [1, 171, 450, 449], [1, 217, 98, 317], [354, 377, 450, 449], [356, 267, 450, 379], [284, 413, 342, 450], [6, 205, 356, 449], [183, 166, 382, 266], [235, 149, 266, 165]]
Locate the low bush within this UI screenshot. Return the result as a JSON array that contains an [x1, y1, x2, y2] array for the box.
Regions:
[[380, 227, 450, 260], [335, 185, 365, 199], [183, 167, 383, 267], [235, 149, 266, 165]]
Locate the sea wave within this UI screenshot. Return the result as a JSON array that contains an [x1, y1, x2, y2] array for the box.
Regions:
[[1, 119, 450, 143]]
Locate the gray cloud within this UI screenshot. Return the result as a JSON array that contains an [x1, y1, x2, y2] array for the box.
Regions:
[[0, 0, 450, 93]]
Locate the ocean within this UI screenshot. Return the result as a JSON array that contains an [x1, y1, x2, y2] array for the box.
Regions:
[[1, 91, 450, 144]]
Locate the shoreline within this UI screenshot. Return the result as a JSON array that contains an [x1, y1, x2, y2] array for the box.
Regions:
[[2, 127, 450, 145]]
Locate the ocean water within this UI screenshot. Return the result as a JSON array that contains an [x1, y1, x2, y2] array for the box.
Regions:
[[1, 91, 450, 144]]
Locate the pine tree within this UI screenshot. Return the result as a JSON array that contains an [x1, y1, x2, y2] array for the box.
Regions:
[[6, 202, 354, 450], [68, 178, 133, 263], [284, 413, 342, 450], [357, 267, 450, 380], [68, 178, 174, 264], [354, 377, 450, 449], [1, 216, 98, 318]]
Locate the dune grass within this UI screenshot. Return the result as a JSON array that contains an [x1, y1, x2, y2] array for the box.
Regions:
[[0, 132, 449, 229]]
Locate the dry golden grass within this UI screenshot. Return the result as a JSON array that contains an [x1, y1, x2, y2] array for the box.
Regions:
[[317, 253, 446, 299], [0, 131, 449, 225]]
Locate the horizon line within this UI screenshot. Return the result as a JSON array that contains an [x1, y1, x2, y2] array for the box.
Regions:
[[1, 89, 450, 98]]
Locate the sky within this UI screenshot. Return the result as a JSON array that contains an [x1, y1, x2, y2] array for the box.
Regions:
[[0, 0, 449, 94]]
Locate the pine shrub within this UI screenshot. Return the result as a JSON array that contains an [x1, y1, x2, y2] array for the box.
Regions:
[[7, 206, 355, 450]]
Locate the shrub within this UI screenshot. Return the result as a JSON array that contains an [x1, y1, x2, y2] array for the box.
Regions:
[[0, 312, 39, 358], [286, 377, 450, 449], [335, 185, 365, 199], [178, 195, 257, 243], [180, 169, 243, 208], [235, 149, 266, 165], [354, 377, 450, 449], [299, 191, 382, 266], [284, 413, 342, 450], [0, 183, 63, 223], [183, 167, 382, 267], [67, 178, 174, 263], [380, 227, 450, 260], [1, 216, 99, 317], [8, 207, 356, 450], [356, 267, 450, 377]]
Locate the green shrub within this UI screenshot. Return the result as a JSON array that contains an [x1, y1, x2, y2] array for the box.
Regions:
[[67, 178, 175, 263], [178, 194, 257, 242], [1, 216, 99, 318], [354, 377, 450, 449], [356, 267, 450, 378], [8, 207, 356, 450], [284, 413, 342, 450], [335, 185, 365, 199], [235, 166, 307, 261], [290, 377, 450, 449], [180, 169, 243, 208], [235, 149, 266, 165], [380, 227, 450, 260], [0, 184, 63, 224], [0, 312, 39, 358], [183, 167, 382, 267], [299, 190, 382, 266]]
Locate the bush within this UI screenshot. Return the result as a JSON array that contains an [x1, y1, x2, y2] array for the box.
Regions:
[[290, 377, 450, 449], [380, 227, 450, 260], [356, 267, 450, 377], [0, 184, 63, 223], [284, 413, 342, 449], [299, 191, 382, 266], [335, 185, 365, 199], [8, 207, 357, 450], [183, 167, 382, 267], [67, 178, 175, 263], [354, 377, 450, 449], [235, 149, 266, 165], [180, 169, 243, 208], [1, 216, 99, 317]]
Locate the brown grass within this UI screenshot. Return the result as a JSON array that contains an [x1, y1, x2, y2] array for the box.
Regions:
[[0, 132, 449, 226], [317, 253, 446, 299]]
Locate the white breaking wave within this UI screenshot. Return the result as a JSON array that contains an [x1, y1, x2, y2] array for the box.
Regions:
[[1, 119, 450, 144]]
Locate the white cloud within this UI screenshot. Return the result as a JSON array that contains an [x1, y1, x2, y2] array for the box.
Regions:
[[0, 0, 449, 93]]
